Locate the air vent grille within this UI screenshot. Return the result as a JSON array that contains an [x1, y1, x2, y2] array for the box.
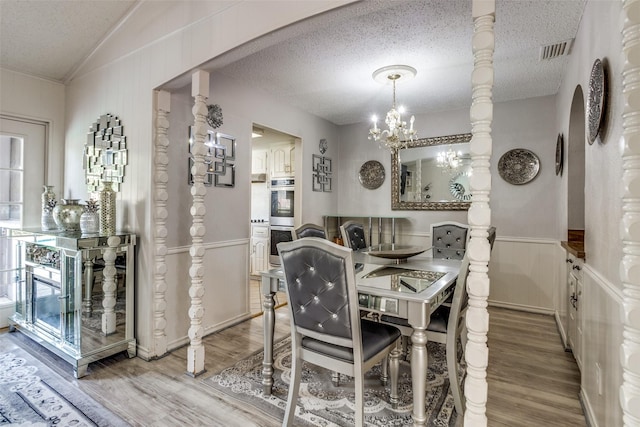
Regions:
[[539, 39, 574, 60]]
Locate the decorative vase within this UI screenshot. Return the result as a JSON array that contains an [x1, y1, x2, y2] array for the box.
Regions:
[[99, 182, 116, 235], [52, 199, 84, 232], [80, 212, 100, 234], [41, 185, 57, 230]]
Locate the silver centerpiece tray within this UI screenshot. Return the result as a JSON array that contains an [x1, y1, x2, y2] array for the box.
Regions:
[[498, 148, 540, 185]]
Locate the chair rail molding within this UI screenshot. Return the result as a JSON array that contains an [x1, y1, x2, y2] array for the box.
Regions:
[[466, 0, 495, 425], [620, 0, 640, 423], [153, 89, 171, 358], [187, 70, 209, 377]]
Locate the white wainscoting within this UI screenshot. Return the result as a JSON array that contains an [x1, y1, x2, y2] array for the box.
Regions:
[[0, 301, 13, 329], [163, 238, 251, 351], [580, 264, 623, 427], [488, 237, 563, 314]]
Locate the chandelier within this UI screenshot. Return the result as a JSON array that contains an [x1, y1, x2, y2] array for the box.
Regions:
[[436, 147, 462, 173], [368, 65, 418, 151]]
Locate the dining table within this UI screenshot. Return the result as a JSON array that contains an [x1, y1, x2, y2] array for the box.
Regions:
[[260, 248, 461, 427]]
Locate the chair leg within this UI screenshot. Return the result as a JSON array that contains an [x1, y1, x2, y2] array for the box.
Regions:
[[283, 354, 302, 426], [354, 371, 364, 427], [331, 370, 340, 386], [447, 332, 464, 415], [380, 355, 389, 386], [389, 343, 401, 409]]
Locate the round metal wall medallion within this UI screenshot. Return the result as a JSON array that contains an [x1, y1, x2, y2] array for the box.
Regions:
[[586, 58, 605, 144], [358, 160, 385, 189], [498, 149, 540, 185], [555, 133, 564, 176]]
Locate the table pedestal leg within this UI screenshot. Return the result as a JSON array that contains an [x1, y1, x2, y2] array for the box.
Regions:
[[411, 327, 428, 427], [262, 279, 276, 395]]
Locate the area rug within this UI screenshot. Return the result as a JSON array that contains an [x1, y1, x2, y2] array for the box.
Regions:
[[205, 337, 458, 426], [0, 333, 128, 427]]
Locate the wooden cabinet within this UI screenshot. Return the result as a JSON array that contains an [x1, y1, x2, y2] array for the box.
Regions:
[[270, 143, 295, 178], [566, 252, 583, 370], [250, 224, 270, 276], [7, 228, 136, 378]]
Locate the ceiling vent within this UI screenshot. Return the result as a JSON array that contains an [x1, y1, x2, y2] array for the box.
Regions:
[[539, 39, 574, 60]]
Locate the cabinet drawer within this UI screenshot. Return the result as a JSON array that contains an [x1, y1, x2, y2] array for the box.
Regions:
[[252, 225, 270, 238]]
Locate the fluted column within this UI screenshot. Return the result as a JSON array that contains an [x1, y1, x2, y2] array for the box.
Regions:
[[466, 1, 495, 425], [620, 0, 640, 424], [187, 70, 209, 376], [152, 90, 171, 358]]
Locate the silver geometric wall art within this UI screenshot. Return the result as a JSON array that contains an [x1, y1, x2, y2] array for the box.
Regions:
[[84, 114, 128, 192], [312, 154, 332, 192], [187, 126, 236, 188]]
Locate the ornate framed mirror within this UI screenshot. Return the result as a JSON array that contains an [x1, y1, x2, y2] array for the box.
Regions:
[[391, 133, 473, 210]]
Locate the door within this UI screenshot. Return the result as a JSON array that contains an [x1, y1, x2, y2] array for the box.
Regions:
[[0, 116, 47, 228], [0, 116, 47, 327]]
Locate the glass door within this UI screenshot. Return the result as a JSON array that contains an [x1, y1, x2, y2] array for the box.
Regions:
[[0, 117, 47, 327]]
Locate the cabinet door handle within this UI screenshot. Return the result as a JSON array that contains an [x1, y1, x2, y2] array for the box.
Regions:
[[566, 259, 573, 264], [573, 265, 581, 271]]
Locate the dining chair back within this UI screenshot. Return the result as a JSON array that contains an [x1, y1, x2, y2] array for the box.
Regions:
[[291, 223, 327, 240], [277, 238, 401, 426], [340, 221, 367, 251], [430, 221, 469, 259]]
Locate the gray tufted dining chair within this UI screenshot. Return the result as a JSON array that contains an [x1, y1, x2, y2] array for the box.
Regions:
[[291, 223, 327, 240], [277, 238, 401, 427], [339, 221, 368, 251], [430, 221, 469, 259]]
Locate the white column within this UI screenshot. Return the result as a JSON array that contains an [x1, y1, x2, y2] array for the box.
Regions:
[[102, 236, 120, 335], [466, 1, 495, 425], [620, 0, 640, 424], [187, 70, 209, 376], [152, 90, 171, 358]]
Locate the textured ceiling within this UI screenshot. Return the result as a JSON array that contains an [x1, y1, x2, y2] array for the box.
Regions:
[[0, 0, 136, 82], [0, 0, 586, 126]]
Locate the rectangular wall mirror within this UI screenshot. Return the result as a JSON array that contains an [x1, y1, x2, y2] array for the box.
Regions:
[[391, 133, 473, 210]]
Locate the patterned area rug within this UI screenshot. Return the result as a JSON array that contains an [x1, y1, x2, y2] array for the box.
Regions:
[[0, 333, 127, 427], [205, 337, 458, 426]]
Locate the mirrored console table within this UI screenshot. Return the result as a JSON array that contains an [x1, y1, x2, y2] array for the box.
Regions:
[[7, 228, 136, 378]]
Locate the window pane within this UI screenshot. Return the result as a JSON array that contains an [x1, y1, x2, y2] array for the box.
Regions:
[[0, 170, 22, 203], [0, 204, 21, 229], [0, 135, 23, 169]]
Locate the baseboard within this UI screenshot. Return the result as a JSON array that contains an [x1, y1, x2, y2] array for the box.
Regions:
[[166, 312, 253, 352], [554, 310, 569, 349], [580, 388, 597, 427], [488, 300, 555, 316]]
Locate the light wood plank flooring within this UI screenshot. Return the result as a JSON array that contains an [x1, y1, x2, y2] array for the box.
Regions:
[[1, 306, 585, 426], [487, 308, 586, 426]]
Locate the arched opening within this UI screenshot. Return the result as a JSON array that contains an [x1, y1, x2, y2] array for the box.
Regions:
[[568, 85, 585, 238]]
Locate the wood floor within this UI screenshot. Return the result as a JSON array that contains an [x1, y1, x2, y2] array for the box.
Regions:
[[1, 306, 585, 426]]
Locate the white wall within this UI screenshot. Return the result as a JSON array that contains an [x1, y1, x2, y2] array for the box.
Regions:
[[555, 1, 624, 426], [0, 69, 65, 190], [62, 1, 353, 357]]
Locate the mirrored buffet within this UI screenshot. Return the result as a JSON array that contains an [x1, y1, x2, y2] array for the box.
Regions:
[[7, 228, 136, 378]]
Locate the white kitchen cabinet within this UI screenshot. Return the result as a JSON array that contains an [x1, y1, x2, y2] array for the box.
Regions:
[[250, 224, 270, 276], [566, 252, 584, 370], [252, 149, 268, 175], [270, 143, 295, 178]]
